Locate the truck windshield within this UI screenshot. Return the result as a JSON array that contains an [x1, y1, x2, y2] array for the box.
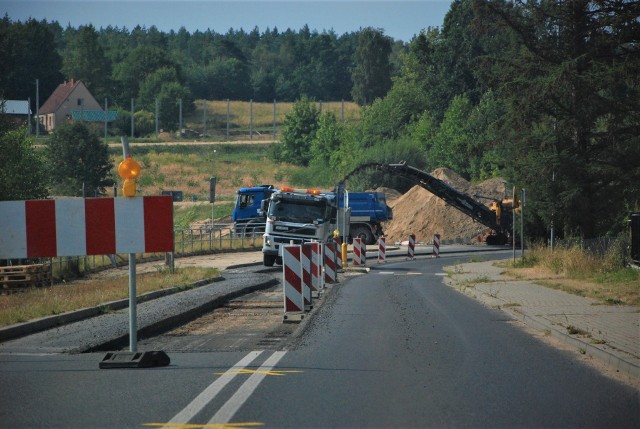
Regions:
[[268, 200, 329, 223]]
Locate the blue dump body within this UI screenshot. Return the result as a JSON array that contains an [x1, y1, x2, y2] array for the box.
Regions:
[[339, 192, 393, 222]]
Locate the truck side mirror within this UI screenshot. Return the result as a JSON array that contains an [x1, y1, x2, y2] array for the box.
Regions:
[[259, 199, 268, 216]]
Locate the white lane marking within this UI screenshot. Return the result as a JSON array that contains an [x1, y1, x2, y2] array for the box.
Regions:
[[162, 350, 263, 428], [208, 351, 287, 425], [435, 273, 448, 276], [378, 271, 395, 275]]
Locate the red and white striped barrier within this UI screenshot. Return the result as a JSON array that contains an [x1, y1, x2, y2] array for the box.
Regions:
[[433, 234, 441, 258], [334, 236, 342, 269], [378, 236, 386, 263], [310, 241, 323, 292], [283, 245, 305, 321], [353, 238, 364, 266], [407, 234, 416, 260], [300, 243, 314, 306], [0, 197, 173, 259], [324, 242, 337, 283]]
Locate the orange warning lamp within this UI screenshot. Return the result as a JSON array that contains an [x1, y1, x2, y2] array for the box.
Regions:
[[118, 155, 141, 197]]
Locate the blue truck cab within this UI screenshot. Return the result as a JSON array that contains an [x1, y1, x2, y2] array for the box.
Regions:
[[232, 185, 275, 234]]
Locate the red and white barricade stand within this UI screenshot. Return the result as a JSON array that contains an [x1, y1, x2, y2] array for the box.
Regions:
[[378, 236, 386, 263], [283, 245, 305, 322], [310, 241, 323, 292], [300, 243, 314, 306], [407, 234, 416, 260], [432, 234, 441, 258], [324, 242, 337, 283], [353, 238, 364, 266], [334, 236, 342, 269], [362, 240, 367, 265], [0, 196, 174, 258]]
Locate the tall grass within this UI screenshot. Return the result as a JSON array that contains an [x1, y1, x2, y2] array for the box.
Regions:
[[524, 236, 632, 278], [189, 99, 362, 132], [109, 143, 307, 202], [513, 236, 639, 305]]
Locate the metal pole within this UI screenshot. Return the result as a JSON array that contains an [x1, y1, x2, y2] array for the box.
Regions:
[[521, 188, 526, 258], [203, 100, 207, 137], [341, 99, 345, 123], [104, 98, 108, 143], [155, 98, 159, 136], [121, 136, 137, 352], [35, 79, 39, 137], [131, 98, 134, 137], [128, 253, 137, 352], [27, 97, 31, 135], [226, 99, 230, 139], [179, 98, 183, 137], [273, 99, 276, 140], [550, 171, 555, 251], [513, 186, 516, 264], [249, 99, 253, 140]]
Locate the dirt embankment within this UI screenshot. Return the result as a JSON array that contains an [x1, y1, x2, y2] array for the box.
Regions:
[[380, 168, 507, 243]]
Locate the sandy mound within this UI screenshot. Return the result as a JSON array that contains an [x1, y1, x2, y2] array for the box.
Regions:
[[381, 168, 507, 243]]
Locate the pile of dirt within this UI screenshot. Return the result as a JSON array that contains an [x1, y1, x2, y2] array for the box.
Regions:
[[381, 168, 507, 243]]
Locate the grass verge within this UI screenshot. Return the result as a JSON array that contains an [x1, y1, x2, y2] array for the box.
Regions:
[[499, 239, 639, 306], [0, 267, 219, 328]]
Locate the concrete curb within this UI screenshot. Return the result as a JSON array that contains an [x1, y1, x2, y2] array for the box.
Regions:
[[0, 276, 224, 343], [443, 261, 640, 381], [503, 307, 640, 379], [87, 276, 279, 352]]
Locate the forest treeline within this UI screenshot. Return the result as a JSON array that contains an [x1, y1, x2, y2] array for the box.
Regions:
[[0, 13, 401, 109], [1, 0, 639, 241]]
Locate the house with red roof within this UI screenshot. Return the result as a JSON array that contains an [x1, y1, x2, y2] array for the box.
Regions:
[[37, 79, 116, 133]]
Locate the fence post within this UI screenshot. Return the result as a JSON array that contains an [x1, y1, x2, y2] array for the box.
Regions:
[[273, 99, 277, 140], [249, 99, 253, 140], [226, 99, 230, 139]]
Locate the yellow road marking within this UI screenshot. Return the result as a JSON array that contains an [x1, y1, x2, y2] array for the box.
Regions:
[[144, 422, 263, 429], [214, 369, 303, 376]]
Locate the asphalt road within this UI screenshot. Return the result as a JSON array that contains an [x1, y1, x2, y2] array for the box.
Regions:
[[0, 251, 638, 428]]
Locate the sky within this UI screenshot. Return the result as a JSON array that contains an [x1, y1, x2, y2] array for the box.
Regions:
[[0, 0, 452, 42]]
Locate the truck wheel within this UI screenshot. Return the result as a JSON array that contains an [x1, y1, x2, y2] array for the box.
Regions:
[[263, 254, 276, 267], [352, 226, 374, 245]]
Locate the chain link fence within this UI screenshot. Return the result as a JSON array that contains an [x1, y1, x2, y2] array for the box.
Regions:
[[40, 223, 263, 282]]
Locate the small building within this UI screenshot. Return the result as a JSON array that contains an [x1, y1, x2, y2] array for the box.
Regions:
[[37, 79, 116, 133], [0, 99, 31, 126]]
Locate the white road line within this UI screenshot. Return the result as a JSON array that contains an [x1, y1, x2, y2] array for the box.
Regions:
[[162, 350, 263, 428], [208, 351, 287, 425]]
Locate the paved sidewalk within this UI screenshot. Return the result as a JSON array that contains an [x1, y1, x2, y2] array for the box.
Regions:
[[443, 260, 640, 380]]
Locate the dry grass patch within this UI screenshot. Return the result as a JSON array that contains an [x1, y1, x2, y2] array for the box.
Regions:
[[0, 267, 219, 327], [499, 241, 639, 306]]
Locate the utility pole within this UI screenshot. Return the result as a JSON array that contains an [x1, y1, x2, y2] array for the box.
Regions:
[[104, 98, 108, 143], [178, 98, 183, 137], [155, 98, 159, 137], [550, 171, 555, 251], [521, 188, 526, 258], [512, 186, 516, 263], [35, 79, 39, 137]]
